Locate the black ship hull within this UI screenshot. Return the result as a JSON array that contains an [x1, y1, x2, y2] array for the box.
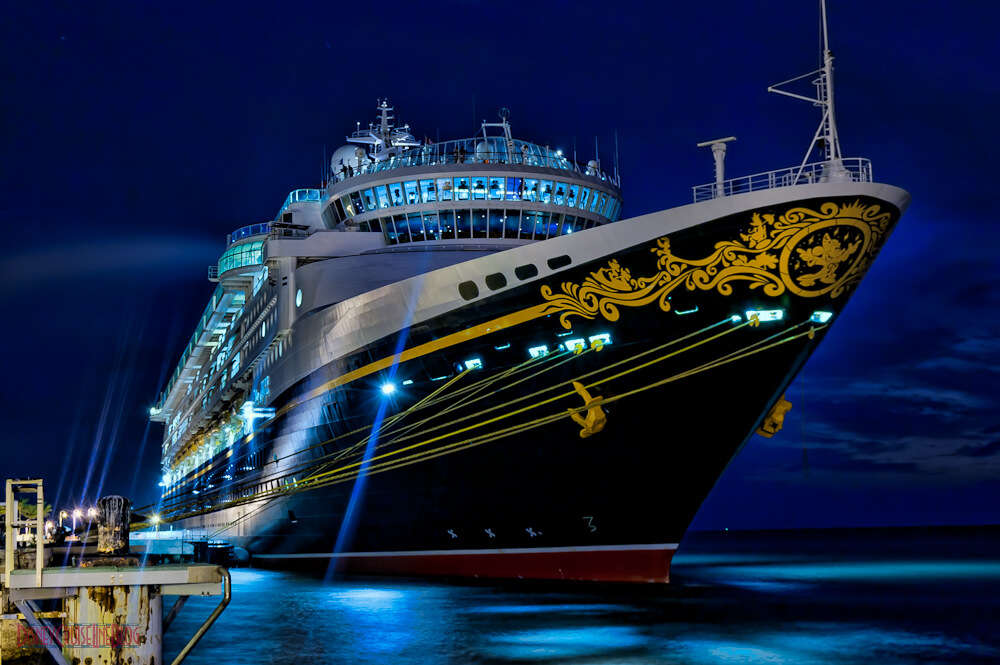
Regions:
[[161, 192, 902, 582]]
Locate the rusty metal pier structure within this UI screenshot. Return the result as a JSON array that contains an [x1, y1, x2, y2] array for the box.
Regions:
[[1, 479, 230, 665]]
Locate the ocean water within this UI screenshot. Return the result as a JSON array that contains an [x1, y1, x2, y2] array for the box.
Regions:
[[164, 528, 1000, 664]]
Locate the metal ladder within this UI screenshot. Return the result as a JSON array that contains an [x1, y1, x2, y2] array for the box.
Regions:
[[3, 478, 45, 588]]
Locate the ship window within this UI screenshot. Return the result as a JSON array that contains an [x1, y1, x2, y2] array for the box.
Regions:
[[488, 210, 504, 238], [504, 210, 520, 238], [342, 196, 356, 217], [455, 209, 471, 238], [439, 210, 456, 238], [382, 218, 398, 244], [488, 177, 505, 200], [363, 189, 376, 209], [485, 272, 507, 290], [539, 180, 553, 204], [350, 191, 365, 214], [574, 217, 586, 232], [423, 212, 439, 240], [420, 179, 437, 203], [333, 198, 346, 222], [567, 184, 579, 207], [472, 209, 488, 238], [358, 220, 371, 232], [406, 213, 425, 242], [561, 215, 576, 235], [454, 177, 470, 201], [404, 181, 419, 205], [578, 187, 590, 210], [524, 178, 539, 202], [375, 185, 391, 208], [519, 211, 534, 239], [368, 217, 382, 232], [514, 263, 538, 280], [602, 194, 614, 217], [584, 218, 596, 229], [533, 211, 549, 237], [545, 214, 561, 238], [458, 281, 479, 300], [394, 214, 410, 243], [547, 255, 572, 269], [553, 183, 567, 206], [391, 184, 404, 206], [471, 177, 487, 200], [590, 191, 604, 213], [437, 178, 453, 201], [505, 177, 522, 201]]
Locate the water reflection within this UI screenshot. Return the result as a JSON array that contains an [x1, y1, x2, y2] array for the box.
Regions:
[[164, 529, 1000, 664]]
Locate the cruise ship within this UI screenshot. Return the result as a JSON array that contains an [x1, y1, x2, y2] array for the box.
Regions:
[[146, 4, 909, 582]]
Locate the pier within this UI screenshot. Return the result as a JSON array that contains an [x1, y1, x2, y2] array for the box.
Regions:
[[1, 479, 230, 665]]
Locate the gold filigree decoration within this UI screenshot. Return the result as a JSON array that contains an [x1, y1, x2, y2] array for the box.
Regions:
[[540, 200, 893, 329]]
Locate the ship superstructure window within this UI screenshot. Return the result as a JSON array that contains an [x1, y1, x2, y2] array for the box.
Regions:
[[472, 209, 488, 238], [423, 212, 439, 239], [420, 179, 436, 203], [437, 178, 453, 201], [505, 177, 522, 201], [375, 185, 391, 208], [404, 181, 419, 205], [439, 210, 455, 237], [218, 240, 264, 274], [454, 177, 470, 200], [471, 177, 487, 200], [363, 189, 376, 209], [578, 187, 590, 209], [456, 210, 471, 237], [488, 177, 504, 200]]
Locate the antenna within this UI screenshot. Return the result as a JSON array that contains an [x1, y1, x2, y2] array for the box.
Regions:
[[594, 136, 600, 167], [767, 0, 847, 182], [696, 137, 737, 197], [614, 130, 620, 185]]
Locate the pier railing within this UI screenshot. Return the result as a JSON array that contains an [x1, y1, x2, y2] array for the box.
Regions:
[[692, 157, 872, 202]]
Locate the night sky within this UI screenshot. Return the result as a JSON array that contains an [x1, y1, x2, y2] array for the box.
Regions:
[[2, 1, 996, 529]]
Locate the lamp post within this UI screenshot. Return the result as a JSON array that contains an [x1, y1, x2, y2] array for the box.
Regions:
[[72, 508, 82, 531], [59, 510, 68, 528]]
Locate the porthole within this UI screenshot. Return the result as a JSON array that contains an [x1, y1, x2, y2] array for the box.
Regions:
[[485, 273, 507, 291], [458, 281, 479, 300], [547, 255, 572, 270], [514, 264, 539, 280], [295, 288, 303, 308]]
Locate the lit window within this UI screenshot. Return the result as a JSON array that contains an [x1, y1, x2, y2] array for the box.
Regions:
[[564, 338, 586, 352], [588, 333, 612, 348], [464, 358, 483, 370], [528, 345, 549, 358], [745, 309, 784, 322], [811, 311, 833, 323]]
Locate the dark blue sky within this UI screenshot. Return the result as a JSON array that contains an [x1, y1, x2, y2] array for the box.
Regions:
[[1, 1, 997, 528]]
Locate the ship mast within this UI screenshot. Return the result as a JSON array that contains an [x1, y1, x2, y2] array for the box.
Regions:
[[768, 0, 848, 182]]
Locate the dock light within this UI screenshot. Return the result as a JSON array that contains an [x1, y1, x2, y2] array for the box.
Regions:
[[464, 358, 483, 370], [528, 345, 549, 359], [148, 406, 161, 417], [45, 520, 54, 531], [59, 510, 67, 527], [564, 338, 587, 353], [588, 333, 612, 348], [72, 509, 82, 519], [730, 314, 742, 323], [745, 309, 784, 322], [811, 310, 833, 323], [380, 382, 396, 395], [87, 507, 98, 519], [151, 514, 161, 525]]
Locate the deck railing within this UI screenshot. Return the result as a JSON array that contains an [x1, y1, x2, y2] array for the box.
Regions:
[[692, 157, 872, 202]]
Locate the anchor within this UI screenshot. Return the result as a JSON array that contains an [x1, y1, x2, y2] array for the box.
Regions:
[[568, 381, 607, 439]]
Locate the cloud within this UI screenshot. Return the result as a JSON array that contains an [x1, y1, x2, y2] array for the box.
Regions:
[[954, 439, 1000, 458]]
